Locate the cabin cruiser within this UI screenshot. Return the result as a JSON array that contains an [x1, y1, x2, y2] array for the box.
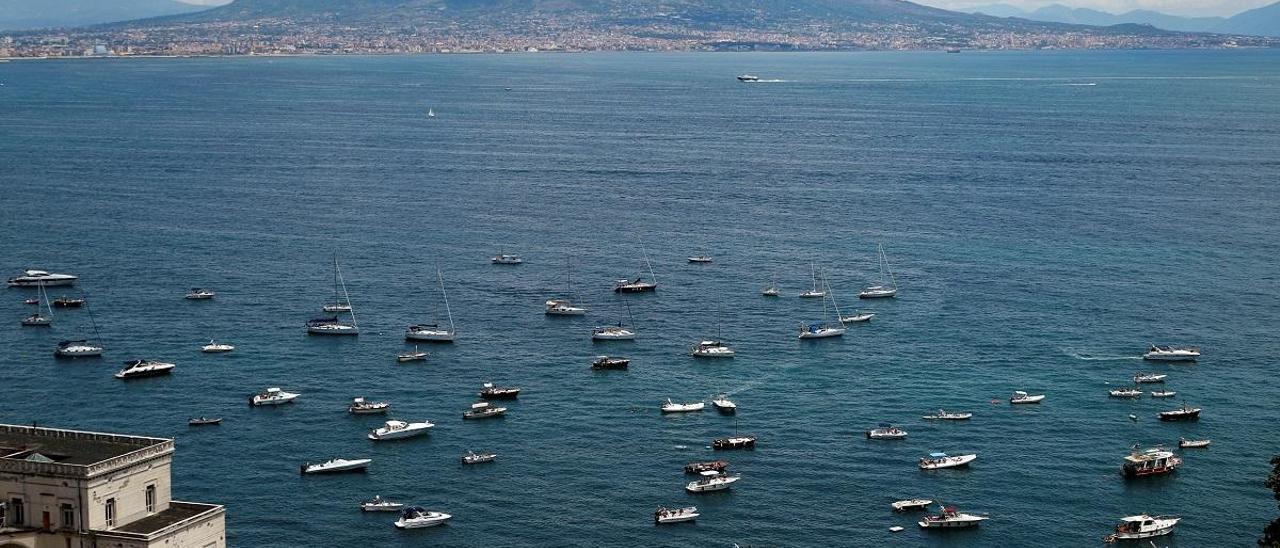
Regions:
[[685, 460, 728, 474], [405, 323, 454, 342], [115, 359, 176, 379], [918, 504, 988, 528], [184, 288, 215, 300], [52, 296, 84, 308], [463, 401, 507, 420], [461, 450, 497, 465], [687, 256, 713, 263], [1110, 387, 1143, 398], [188, 417, 221, 426], [866, 424, 907, 440], [300, 458, 370, 474], [713, 435, 756, 450], [892, 499, 933, 512], [919, 452, 977, 470], [1158, 404, 1201, 421], [306, 317, 359, 336], [840, 312, 875, 323], [1179, 438, 1210, 448], [592, 323, 636, 340], [1133, 373, 1167, 384], [691, 340, 735, 358], [21, 313, 51, 326], [396, 347, 427, 362], [661, 399, 705, 413], [591, 355, 630, 370], [7, 269, 77, 287], [201, 340, 235, 353], [614, 277, 657, 293], [360, 495, 404, 512], [711, 395, 737, 414], [250, 387, 300, 406], [1105, 514, 1181, 541], [1143, 345, 1200, 362], [1150, 390, 1177, 398], [654, 506, 699, 524], [348, 397, 390, 414], [394, 507, 451, 529], [922, 410, 972, 420], [1123, 445, 1182, 477], [368, 419, 434, 440], [798, 322, 846, 339], [685, 470, 741, 493], [545, 299, 586, 315], [1010, 391, 1045, 404], [737, 74, 760, 82], [479, 382, 520, 399], [53, 340, 103, 358], [492, 253, 523, 264]]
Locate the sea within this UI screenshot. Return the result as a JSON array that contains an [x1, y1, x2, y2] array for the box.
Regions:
[[1, 49, 1278, 547]]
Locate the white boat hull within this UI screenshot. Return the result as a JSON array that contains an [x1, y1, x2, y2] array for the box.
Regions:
[[919, 516, 987, 528], [302, 458, 371, 474], [55, 346, 103, 358], [919, 454, 977, 469], [395, 513, 451, 528], [799, 328, 846, 339], [369, 424, 433, 440], [685, 476, 740, 492], [308, 324, 359, 336], [406, 330, 454, 341]]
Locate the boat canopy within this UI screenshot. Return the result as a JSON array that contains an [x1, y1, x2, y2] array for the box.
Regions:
[[929, 452, 949, 457], [58, 340, 87, 346]]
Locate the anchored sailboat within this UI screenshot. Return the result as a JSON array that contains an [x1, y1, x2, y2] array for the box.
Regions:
[[54, 291, 104, 357], [799, 271, 846, 339], [406, 267, 456, 342], [614, 250, 658, 293], [593, 300, 637, 340], [859, 244, 898, 299], [799, 263, 825, 298], [308, 256, 359, 335], [21, 281, 54, 326], [546, 256, 587, 315]]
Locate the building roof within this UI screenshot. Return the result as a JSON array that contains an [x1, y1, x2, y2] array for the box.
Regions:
[[0, 423, 171, 468], [109, 502, 222, 536]]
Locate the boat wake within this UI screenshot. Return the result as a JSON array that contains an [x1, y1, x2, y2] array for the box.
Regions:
[[1065, 350, 1140, 361], [1062, 82, 1098, 86]]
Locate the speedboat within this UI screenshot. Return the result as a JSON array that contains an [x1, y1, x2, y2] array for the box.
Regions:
[[361, 495, 404, 512], [349, 397, 390, 414], [479, 382, 520, 399], [394, 507, 451, 529], [300, 458, 371, 474], [892, 499, 933, 512], [306, 317, 359, 336], [461, 450, 497, 465], [591, 355, 630, 370], [614, 277, 657, 293], [691, 340, 735, 358], [712, 435, 756, 450], [840, 312, 875, 323], [866, 424, 907, 440], [492, 253, 523, 265], [685, 471, 741, 493], [368, 419, 434, 440], [1179, 438, 1210, 448], [201, 340, 235, 353], [798, 322, 846, 339], [250, 387, 300, 406], [1110, 387, 1143, 398], [463, 401, 507, 420], [858, 285, 897, 299], [654, 506, 699, 524], [1010, 391, 1045, 404], [1133, 373, 1167, 384], [188, 417, 222, 426], [21, 313, 51, 326], [687, 255, 713, 263], [1150, 390, 1177, 398], [185, 288, 215, 300], [396, 347, 427, 362], [545, 299, 586, 315], [53, 340, 103, 358], [592, 324, 636, 340], [7, 269, 77, 287], [685, 460, 728, 474], [918, 504, 988, 528], [737, 74, 760, 82], [922, 410, 972, 420], [52, 297, 85, 308], [1123, 445, 1182, 478], [919, 452, 977, 470], [114, 359, 176, 379], [1143, 344, 1199, 362], [711, 395, 737, 414], [1106, 514, 1180, 541], [405, 324, 454, 342], [661, 399, 705, 413], [1158, 404, 1201, 421]]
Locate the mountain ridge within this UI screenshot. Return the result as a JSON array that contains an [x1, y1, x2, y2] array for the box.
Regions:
[[965, 1, 1280, 36]]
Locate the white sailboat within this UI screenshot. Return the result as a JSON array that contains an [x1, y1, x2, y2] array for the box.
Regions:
[[859, 243, 898, 299], [308, 255, 358, 335], [546, 256, 587, 315], [798, 272, 846, 339], [426, 108, 436, 118], [593, 300, 636, 340], [53, 293, 104, 357], [21, 281, 54, 326], [322, 255, 354, 313], [799, 262, 825, 298], [761, 273, 780, 297], [406, 267, 455, 342]]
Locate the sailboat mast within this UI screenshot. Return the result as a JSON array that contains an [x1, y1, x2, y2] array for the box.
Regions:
[[39, 281, 54, 318], [810, 263, 818, 292], [825, 274, 843, 320], [438, 267, 455, 331], [84, 291, 103, 344], [883, 244, 898, 289], [337, 259, 357, 328], [643, 249, 657, 285]]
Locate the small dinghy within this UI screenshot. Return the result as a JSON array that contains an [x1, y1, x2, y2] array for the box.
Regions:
[[1133, 373, 1167, 384], [396, 347, 427, 362], [394, 507, 451, 529], [866, 424, 908, 440], [685, 460, 728, 474], [1010, 391, 1045, 404], [685, 471, 741, 493], [654, 506, 699, 524], [889, 526, 905, 532], [188, 417, 222, 426], [711, 395, 737, 414], [892, 499, 933, 512], [922, 409, 972, 420], [349, 397, 390, 414], [592, 355, 630, 370], [662, 399, 705, 413], [1150, 390, 1177, 398], [463, 401, 507, 420], [1178, 437, 1210, 448], [301, 458, 371, 474], [479, 382, 521, 399], [1158, 404, 1201, 421], [461, 450, 497, 465], [713, 435, 756, 450], [919, 452, 977, 470], [361, 495, 404, 512]]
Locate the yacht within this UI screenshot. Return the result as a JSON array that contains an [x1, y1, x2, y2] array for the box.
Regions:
[[921, 410, 972, 420], [368, 419, 434, 440], [840, 312, 875, 323], [463, 401, 506, 420], [1158, 404, 1201, 421], [684, 460, 728, 474], [919, 452, 977, 470], [7, 269, 77, 287], [687, 255, 713, 263], [866, 424, 908, 440], [799, 263, 825, 298], [685, 471, 741, 493], [761, 286, 780, 297], [1010, 391, 1045, 404], [360, 495, 404, 512], [184, 288, 215, 300], [1143, 344, 1200, 362], [307, 317, 359, 336], [300, 458, 371, 474], [396, 347, 428, 362], [1122, 445, 1182, 478], [691, 340, 735, 358], [918, 504, 988, 528], [406, 267, 456, 342], [201, 340, 235, 353], [1109, 387, 1143, 398], [492, 253, 523, 265], [737, 74, 760, 82], [461, 450, 497, 465], [592, 323, 636, 340], [591, 355, 631, 369], [614, 251, 658, 292], [859, 243, 899, 299], [661, 399, 705, 413], [52, 296, 85, 308], [250, 387, 300, 406], [1106, 515, 1181, 541], [654, 506, 699, 524], [188, 417, 222, 426], [1133, 373, 1167, 384], [712, 435, 756, 450], [892, 499, 933, 512], [348, 397, 390, 414], [545, 299, 586, 315], [711, 395, 737, 414], [53, 340, 103, 358], [479, 382, 520, 399], [114, 359, 176, 379], [394, 507, 451, 529]]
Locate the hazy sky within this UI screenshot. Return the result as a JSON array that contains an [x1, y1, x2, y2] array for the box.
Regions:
[[916, 0, 1269, 16]]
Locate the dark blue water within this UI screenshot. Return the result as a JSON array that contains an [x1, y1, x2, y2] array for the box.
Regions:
[[2, 50, 1278, 547]]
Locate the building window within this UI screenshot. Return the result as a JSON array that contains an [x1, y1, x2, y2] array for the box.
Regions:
[[145, 484, 156, 513], [104, 498, 115, 527], [61, 503, 75, 530], [9, 498, 23, 526]]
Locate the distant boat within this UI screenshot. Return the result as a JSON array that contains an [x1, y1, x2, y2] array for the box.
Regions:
[[918, 504, 988, 528], [349, 397, 390, 414], [185, 288, 215, 300], [712, 435, 756, 450], [867, 424, 908, 440], [798, 263, 825, 298], [462, 450, 497, 465], [737, 74, 760, 82], [321, 254, 356, 315], [368, 419, 434, 441], [394, 507, 451, 529], [546, 256, 587, 315], [661, 399, 705, 413], [463, 400, 507, 420], [188, 417, 222, 426], [654, 506, 699, 524], [761, 273, 780, 296], [1179, 437, 1210, 448], [361, 495, 404, 512], [1122, 445, 1181, 478], [7, 269, 77, 287], [20, 281, 53, 327], [309, 255, 358, 335], [892, 499, 932, 512], [1133, 372, 1167, 384], [115, 359, 176, 380], [692, 340, 735, 358], [479, 382, 521, 399], [492, 252, 522, 264], [685, 471, 741, 492], [202, 340, 234, 353], [54, 339, 103, 358], [426, 108, 436, 118], [397, 346, 427, 362], [918, 452, 976, 470], [1009, 391, 1045, 404], [301, 458, 370, 475], [687, 255, 713, 263], [52, 296, 84, 308], [1143, 344, 1200, 362], [1105, 514, 1180, 542], [593, 301, 636, 340], [711, 395, 737, 414], [859, 244, 898, 299], [406, 267, 456, 342], [1158, 404, 1201, 421], [921, 409, 972, 420], [591, 355, 630, 370], [798, 271, 846, 339], [250, 387, 300, 406], [614, 250, 658, 293]]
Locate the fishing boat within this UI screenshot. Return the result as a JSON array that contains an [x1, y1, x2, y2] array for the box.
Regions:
[[201, 340, 235, 353], [394, 507, 451, 529], [348, 397, 390, 414], [1010, 391, 1045, 404], [859, 244, 898, 299], [798, 263, 825, 298], [1122, 445, 1182, 478], [1151, 390, 1177, 398], [613, 250, 658, 292], [711, 395, 737, 414], [712, 435, 756, 450], [654, 506, 699, 524], [492, 253, 523, 265], [840, 312, 875, 323], [53, 339, 103, 358], [922, 409, 972, 420], [479, 382, 520, 399], [463, 401, 506, 420], [188, 417, 222, 426], [461, 450, 497, 465], [1179, 438, 1210, 448], [52, 296, 84, 308], [545, 256, 587, 315], [1158, 404, 1201, 421], [892, 499, 933, 512], [185, 288, 215, 300], [918, 504, 988, 528], [685, 470, 741, 493], [20, 281, 53, 326], [250, 387, 300, 406], [685, 460, 728, 474], [368, 419, 434, 440], [7, 269, 77, 287], [1134, 373, 1167, 384], [591, 355, 630, 370], [361, 495, 404, 512], [300, 458, 371, 475], [1105, 515, 1181, 541], [1142, 344, 1200, 362], [1110, 387, 1143, 398], [866, 424, 908, 440], [405, 267, 456, 342], [396, 347, 427, 362], [114, 359, 176, 379], [661, 399, 705, 413], [919, 452, 977, 470]]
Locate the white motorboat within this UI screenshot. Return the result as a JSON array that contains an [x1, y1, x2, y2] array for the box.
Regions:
[[918, 504, 988, 528], [1142, 344, 1200, 362], [463, 401, 507, 420], [891, 499, 933, 512], [492, 253, 523, 265], [368, 419, 434, 440], [866, 424, 908, 440], [692, 340, 735, 358], [397, 346, 428, 362], [7, 269, 77, 287], [711, 395, 737, 414], [1151, 390, 1177, 398], [859, 243, 899, 299], [919, 452, 977, 470], [1123, 445, 1182, 478], [406, 267, 456, 341], [614, 250, 658, 292], [114, 359, 176, 379], [202, 340, 235, 353], [53, 339, 103, 358], [361, 495, 404, 512], [688, 255, 713, 263], [1106, 515, 1181, 541], [185, 288, 215, 300], [685, 471, 741, 493], [654, 506, 699, 524], [922, 409, 972, 420], [461, 450, 497, 465], [545, 299, 586, 315], [593, 323, 636, 340], [661, 399, 705, 413], [1010, 391, 1045, 404], [301, 458, 370, 474], [840, 312, 875, 323], [1133, 373, 1167, 383], [348, 397, 390, 414], [251, 387, 300, 406], [1110, 387, 1143, 398], [394, 507, 451, 529], [737, 74, 760, 82], [1179, 437, 1210, 448]]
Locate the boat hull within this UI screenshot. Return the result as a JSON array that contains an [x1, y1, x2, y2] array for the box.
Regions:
[[308, 325, 359, 336], [115, 367, 174, 380], [369, 427, 432, 440], [405, 331, 454, 342]]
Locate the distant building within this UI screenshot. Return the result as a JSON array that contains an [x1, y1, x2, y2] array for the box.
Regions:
[[0, 424, 225, 548]]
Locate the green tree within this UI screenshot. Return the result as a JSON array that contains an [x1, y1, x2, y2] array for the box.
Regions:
[[1263, 455, 1280, 547]]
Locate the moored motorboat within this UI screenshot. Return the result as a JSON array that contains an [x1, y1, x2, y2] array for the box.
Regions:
[[685, 470, 741, 493], [361, 495, 404, 512], [52, 296, 84, 308], [661, 399, 705, 413], [396, 346, 427, 362], [654, 506, 699, 524], [918, 504, 988, 528], [479, 382, 520, 399], [592, 323, 636, 340], [1150, 390, 1177, 398], [114, 359, 176, 379], [1110, 387, 1143, 398], [892, 499, 933, 512], [1010, 391, 1045, 404], [591, 355, 630, 370], [188, 417, 222, 426], [684, 460, 728, 474], [1105, 514, 1181, 541], [492, 253, 524, 264], [1122, 445, 1182, 478], [866, 424, 908, 440], [251, 387, 300, 406], [53, 339, 103, 358], [711, 395, 737, 414], [7, 269, 77, 287], [922, 409, 972, 420], [201, 340, 235, 353], [1178, 438, 1210, 448], [1158, 404, 1201, 421], [348, 397, 390, 414], [394, 507, 451, 529], [368, 419, 434, 440], [301, 458, 371, 474], [919, 452, 977, 470], [840, 312, 875, 323], [1133, 373, 1167, 384], [185, 288, 215, 300], [1142, 344, 1199, 362], [461, 450, 497, 465], [712, 435, 756, 450], [463, 401, 507, 420], [691, 340, 735, 358]]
